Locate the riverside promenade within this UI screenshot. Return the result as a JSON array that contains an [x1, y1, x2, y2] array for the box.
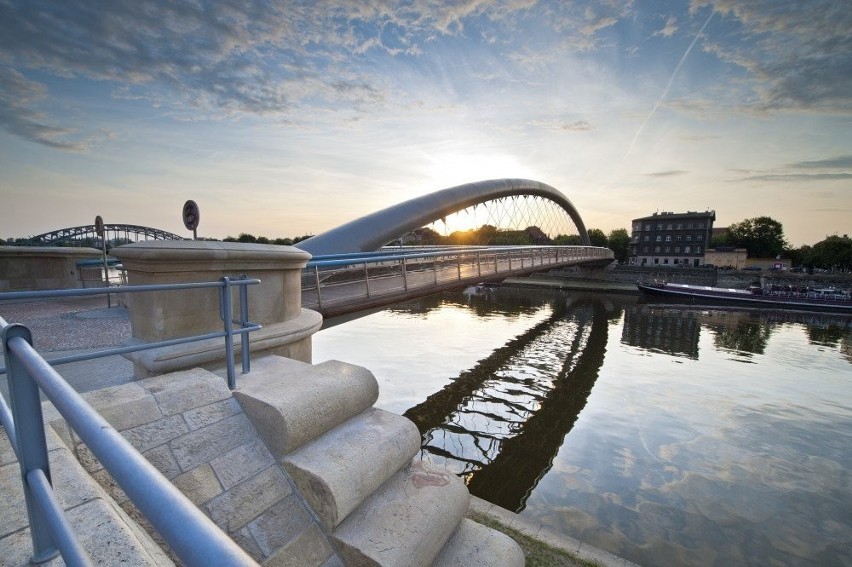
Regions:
[[1, 296, 637, 567]]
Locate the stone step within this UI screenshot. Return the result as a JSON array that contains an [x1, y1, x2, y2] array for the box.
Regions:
[[432, 519, 525, 567], [233, 355, 378, 458], [282, 407, 422, 531], [331, 460, 470, 567]]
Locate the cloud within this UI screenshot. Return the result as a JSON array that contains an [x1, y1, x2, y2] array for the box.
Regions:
[[789, 155, 852, 169], [644, 170, 689, 177], [690, 0, 852, 112], [525, 118, 593, 132], [0, 66, 89, 151], [732, 173, 852, 182], [654, 16, 678, 38]]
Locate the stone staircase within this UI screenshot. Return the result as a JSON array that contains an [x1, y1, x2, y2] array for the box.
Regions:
[[234, 355, 524, 566]]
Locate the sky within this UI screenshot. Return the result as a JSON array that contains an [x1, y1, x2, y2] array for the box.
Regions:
[[1, 0, 850, 248]]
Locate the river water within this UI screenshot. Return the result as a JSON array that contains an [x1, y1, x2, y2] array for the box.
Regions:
[[313, 286, 852, 566]]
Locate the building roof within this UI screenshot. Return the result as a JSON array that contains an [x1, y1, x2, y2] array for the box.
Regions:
[[632, 210, 716, 223]]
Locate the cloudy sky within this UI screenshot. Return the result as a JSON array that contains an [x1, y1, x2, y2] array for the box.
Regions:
[[1, 0, 850, 247]]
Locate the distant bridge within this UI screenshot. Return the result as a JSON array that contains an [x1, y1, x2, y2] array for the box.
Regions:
[[25, 224, 184, 248]]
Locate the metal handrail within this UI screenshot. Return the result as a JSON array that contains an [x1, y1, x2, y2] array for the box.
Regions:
[[303, 245, 614, 308], [0, 277, 262, 389], [0, 278, 263, 565], [2, 326, 257, 565]]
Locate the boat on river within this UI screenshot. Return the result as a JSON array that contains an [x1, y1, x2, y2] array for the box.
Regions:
[[636, 281, 852, 313]]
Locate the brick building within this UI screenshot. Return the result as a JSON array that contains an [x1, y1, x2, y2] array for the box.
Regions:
[[629, 210, 716, 267]]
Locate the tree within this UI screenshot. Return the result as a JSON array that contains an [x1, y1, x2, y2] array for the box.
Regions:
[[553, 234, 583, 245], [586, 228, 608, 248], [725, 216, 787, 258], [607, 228, 630, 263], [809, 235, 852, 271]]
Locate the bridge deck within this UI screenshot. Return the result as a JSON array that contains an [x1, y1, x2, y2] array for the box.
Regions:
[[301, 246, 612, 319]]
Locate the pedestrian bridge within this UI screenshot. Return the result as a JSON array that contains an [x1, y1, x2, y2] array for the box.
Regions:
[[297, 178, 611, 317], [302, 245, 613, 318]]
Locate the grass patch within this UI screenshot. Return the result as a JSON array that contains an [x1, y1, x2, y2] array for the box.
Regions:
[[466, 510, 601, 567]]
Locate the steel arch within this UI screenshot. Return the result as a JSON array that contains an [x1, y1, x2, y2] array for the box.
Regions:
[[27, 224, 185, 246], [296, 178, 590, 256]]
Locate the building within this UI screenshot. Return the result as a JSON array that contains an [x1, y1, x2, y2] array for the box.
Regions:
[[629, 210, 715, 267], [704, 247, 748, 269]]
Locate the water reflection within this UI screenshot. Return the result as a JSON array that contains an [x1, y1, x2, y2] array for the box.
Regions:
[[316, 289, 852, 566], [404, 294, 620, 512], [621, 305, 701, 359]]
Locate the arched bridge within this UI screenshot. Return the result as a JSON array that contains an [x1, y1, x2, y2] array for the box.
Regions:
[[25, 224, 184, 248], [298, 179, 613, 318], [295, 178, 590, 256]]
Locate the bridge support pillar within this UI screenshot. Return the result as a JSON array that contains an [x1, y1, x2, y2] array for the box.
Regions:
[[111, 241, 322, 380]]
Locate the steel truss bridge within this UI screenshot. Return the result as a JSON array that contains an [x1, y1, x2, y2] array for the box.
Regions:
[[24, 224, 184, 248]]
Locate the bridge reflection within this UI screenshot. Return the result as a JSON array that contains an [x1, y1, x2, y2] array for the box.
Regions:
[[403, 293, 617, 512]]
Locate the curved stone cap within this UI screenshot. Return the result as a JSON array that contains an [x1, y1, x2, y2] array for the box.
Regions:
[[0, 245, 102, 258], [112, 240, 311, 270]]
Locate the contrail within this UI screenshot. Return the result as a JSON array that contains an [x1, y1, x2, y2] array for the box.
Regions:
[[621, 10, 715, 162]]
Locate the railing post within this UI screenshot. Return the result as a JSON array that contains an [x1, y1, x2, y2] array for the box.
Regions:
[[314, 266, 323, 309], [434, 257, 438, 284], [2, 324, 60, 564], [477, 252, 482, 277], [219, 277, 237, 390], [364, 262, 371, 298], [457, 253, 462, 280], [402, 258, 409, 291], [238, 277, 251, 375]]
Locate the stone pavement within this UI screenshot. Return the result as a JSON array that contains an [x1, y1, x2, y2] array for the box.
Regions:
[[0, 297, 638, 566]]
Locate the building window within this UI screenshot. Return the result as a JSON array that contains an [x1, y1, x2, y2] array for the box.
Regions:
[[657, 223, 663, 230], [686, 223, 693, 229], [695, 246, 702, 254], [633, 223, 641, 231], [685, 246, 691, 253], [674, 246, 681, 253], [677, 223, 683, 230], [643, 246, 649, 253], [664, 246, 670, 253], [676, 235, 682, 241], [665, 235, 672, 242], [686, 235, 692, 241], [663, 259, 669, 264], [645, 224, 651, 230], [644, 235, 650, 241], [667, 224, 673, 230], [654, 246, 661, 253], [655, 236, 661, 242]]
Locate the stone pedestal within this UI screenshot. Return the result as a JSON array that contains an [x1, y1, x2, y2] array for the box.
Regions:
[[111, 241, 322, 379], [0, 246, 102, 291]]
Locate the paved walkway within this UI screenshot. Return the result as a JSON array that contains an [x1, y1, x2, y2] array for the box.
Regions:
[[0, 297, 638, 567]]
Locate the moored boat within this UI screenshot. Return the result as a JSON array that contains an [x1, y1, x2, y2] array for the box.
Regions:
[[636, 281, 852, 313]]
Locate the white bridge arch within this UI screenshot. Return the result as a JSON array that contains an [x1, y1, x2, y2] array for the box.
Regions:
[[296, 178, 590, 256]]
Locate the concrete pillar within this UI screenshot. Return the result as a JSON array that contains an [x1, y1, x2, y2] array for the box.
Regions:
[[111, 241, 322, 379], [0, 246, 102, 291]]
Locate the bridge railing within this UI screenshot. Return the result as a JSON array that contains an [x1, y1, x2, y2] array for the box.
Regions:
[[302, 245, 613, 311], [0, 278, 262, 565]]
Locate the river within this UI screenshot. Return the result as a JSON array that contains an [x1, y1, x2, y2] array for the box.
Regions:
[[313, 285, 852, 566]]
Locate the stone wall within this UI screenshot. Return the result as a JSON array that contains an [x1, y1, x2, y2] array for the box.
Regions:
[[0, 246, 102, 291]]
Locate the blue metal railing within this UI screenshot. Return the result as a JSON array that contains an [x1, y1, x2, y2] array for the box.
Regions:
[[0, 278, 262, 565]]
